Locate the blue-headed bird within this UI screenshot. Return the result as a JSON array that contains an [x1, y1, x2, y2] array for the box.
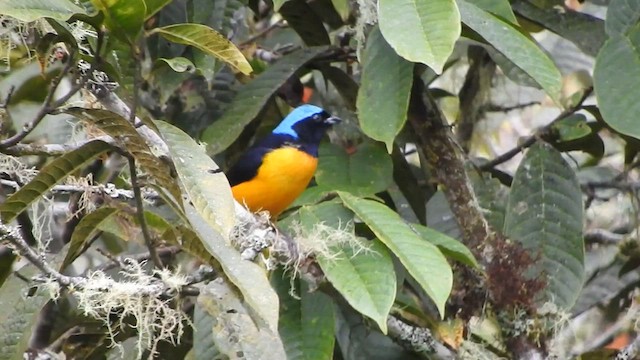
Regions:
[[227, 104, 341, 218]]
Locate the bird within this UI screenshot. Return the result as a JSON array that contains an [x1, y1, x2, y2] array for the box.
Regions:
[[226, 104, 341, 218]]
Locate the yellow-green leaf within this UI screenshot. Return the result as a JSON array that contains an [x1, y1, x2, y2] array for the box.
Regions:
[[155, 121, 235, 238], [148, 23, 252, 75]]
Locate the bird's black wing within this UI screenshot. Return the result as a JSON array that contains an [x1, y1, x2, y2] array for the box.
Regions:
[[226, 134, 297, 186], [226, 146, 271, 186]]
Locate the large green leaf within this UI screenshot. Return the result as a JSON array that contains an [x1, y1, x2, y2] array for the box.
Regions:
[[503, 142, 585, 309], [512, 1, 605, 57], [184, 204, 280, 332], [148, 23, 252, 75], [318, 240, 395, 333], [339, 192, 452, 317], [0, 244, 68, 360], [457, 0, 562, 103], [279, 0, 331, 46], [202, 46, 328, 155], [0, 140, 112, 223], [62, 206, 120, 269], [0, 0, 87, 22], [289, 202, 396, 333], [356, 27, 413, 152], [196, 279, 286, 359], [378, 0, 460, 73], [273, 270, 335, 360], [155, 121, 236, 238], [91, 0, 146, 43], [67, 108, 184, 209], [594, 25, 640, 140], [315, 142, 393, 196], [605, 0, 640, 37]]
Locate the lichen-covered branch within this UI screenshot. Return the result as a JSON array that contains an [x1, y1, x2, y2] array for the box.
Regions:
[[407, 76, 492, 251], [387, 316, 456, 359]]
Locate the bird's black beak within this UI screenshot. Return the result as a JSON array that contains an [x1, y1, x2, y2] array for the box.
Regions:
[[324, 116, 341, 125]]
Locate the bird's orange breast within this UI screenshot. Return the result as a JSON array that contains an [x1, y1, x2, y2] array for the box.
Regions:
[[231, 146, 318, 217]]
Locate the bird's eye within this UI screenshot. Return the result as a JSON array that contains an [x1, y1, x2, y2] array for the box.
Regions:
[[312, 114, 321, 121]]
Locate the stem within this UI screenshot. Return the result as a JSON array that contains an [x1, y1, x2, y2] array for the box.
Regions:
[[127, 155, 163, 268]]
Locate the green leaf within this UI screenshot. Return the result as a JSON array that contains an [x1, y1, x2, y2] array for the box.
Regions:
[[410, 223, 477, 268], [551, 114, 591, 142], [156, 121, 236, 238], [315, 142, 393, 196], [339, 192, 452, 317], [202, 46, 328, 154], [148, 23, 252, 75], [67, 108, 183, 210], [320, 65, 358, 111], [0, 0, 87, 22], [273, 0, 289, 11], [156, 57, 196, 73], [318, 240, 395, 333], [331, 0, 350, 21], [273, 270, 335, 360], [594, 26, 640, 140], [184, 204, 280, 332], [0, 140, 112, 223], [175, 225, 220, 268], [279, 0, 331, 46], [605, 0, 640, 37], [192, 304, 221, 360], [91, 0, 146, 43], [356, 27, 413, 152], [285, 201, 395, 333], [0, 244, 68, 360], [196, 279, 287, 359], [472, 0, 516, 23], [503, 142, 585, 309], [144, 0, 172, 18], [457, 0, 562, 103], [378, 0, 460, 73], [63, 207, 120, 269], [512, 1, 605, 57]]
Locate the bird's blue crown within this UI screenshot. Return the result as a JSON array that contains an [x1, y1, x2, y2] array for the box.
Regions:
[[272, 104, 325, 139]]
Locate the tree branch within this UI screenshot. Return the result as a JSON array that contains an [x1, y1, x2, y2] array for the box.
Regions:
[[0, 224, 79, 287], [1, 136, 114, 156], [408, 76, 492, 251], [478, 87, 594, 171], [387, 316, 456, 359]]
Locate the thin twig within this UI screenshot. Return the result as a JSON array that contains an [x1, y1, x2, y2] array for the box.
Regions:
[[582, 180, 640, 192], [95, 246, 181, 273], [484, 101, 540, 113], [584, 228, 625, 244], [126, 155, 163, 268], [478, 87, 594, 171], [240, 20, 285, 46], [0, 50, 82, 149]]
